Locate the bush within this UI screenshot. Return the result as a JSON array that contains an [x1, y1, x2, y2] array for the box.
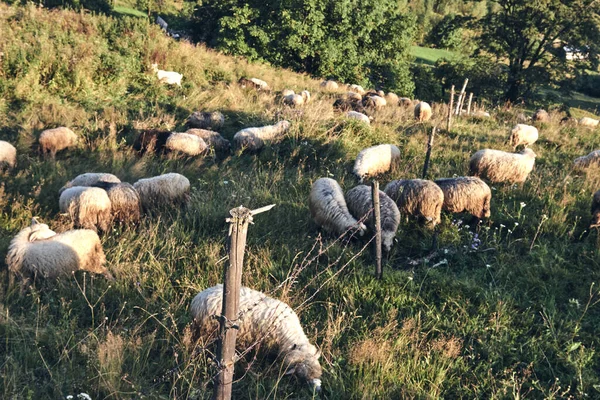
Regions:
[[575, 73, 600, 98], [426, 14, 466, 50]]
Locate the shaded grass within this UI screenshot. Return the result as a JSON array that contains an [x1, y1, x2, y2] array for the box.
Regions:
[[410, 45, 458, 66]]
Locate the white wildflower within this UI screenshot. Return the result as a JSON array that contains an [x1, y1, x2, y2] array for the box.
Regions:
[[520, 202, 526, 208], [77, 394, 92, 400]]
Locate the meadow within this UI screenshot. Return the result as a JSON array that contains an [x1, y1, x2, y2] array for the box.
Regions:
[[1, 3, 600, 399]]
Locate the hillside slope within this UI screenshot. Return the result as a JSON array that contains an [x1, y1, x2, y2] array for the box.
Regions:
[[1, 3, 600, 399]]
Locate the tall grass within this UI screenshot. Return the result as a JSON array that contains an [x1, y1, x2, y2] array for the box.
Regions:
[[1, 3, 600, 399]]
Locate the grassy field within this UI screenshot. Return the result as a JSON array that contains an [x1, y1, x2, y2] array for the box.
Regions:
[[410, 45, 458, 66], [2, 3, 600, 399]]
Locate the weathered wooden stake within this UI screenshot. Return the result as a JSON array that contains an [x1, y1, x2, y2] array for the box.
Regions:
[[422, 126, 436, 179], [371, 181, 382, 279], [455, 78, 469, 115], [447, 85, 455, 131], [466, 92, 474, 115], [213, 204, 275, 400]]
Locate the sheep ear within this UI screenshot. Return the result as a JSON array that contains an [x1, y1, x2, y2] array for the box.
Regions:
[[284, 365, 296, 376], [31, 217, 39, 226]]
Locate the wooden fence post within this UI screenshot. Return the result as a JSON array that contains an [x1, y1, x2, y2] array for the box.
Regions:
[[447, 85, 455, 131], [422, 126, 436, 179], [213, 204, 275, 400], [466, 93, 474, 115], [455, 78, 469, 115], [371, 181, 382, 279]]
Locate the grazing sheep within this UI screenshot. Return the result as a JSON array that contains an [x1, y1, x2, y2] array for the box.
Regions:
[[532, 109, 550, 123], [345, 111, 371, 125], [283, 93, 305, 107], [579, 117, 599, 128], [363, 95, 387, 108], [186, 129, 231, 154], [472, 110, 491, 118], [59, 187, 112, 232], [346, 92, 362, 101], [574, 150, 600, 171], [281, 89, 295, 97], [133, 173, 190, 211], [0, 140, 17, 169], [60, 172, 121, 194], [321, 80, 339, 90], [399, 97, 413, 107], [165, 132, 208, 156], [469, 148, 536, 183], [301, 90, 311, 103], [186, 111, 225, 130], [133, 129, 171, 154], [353, 144, 400, 182], [39, 127, 78, 157], [151, 63, 182, 86], [309, 178, 367, 237], [6, 218, 111, 287], [386, 92, 399, 105], [345, 185, 400, 251], [190, 284, 322, 391], [348, 84, 365, 94], [91, 182, 141, 225], [509, 124, 539, 149], [434, 177, 492, 219], [384, 179, 443, 226], [233, 120, 291, 152], [334, 99, 365, 113], [414, 102, 432, 122], [590, 190, 600, 228], [238, 77, 270, 91]]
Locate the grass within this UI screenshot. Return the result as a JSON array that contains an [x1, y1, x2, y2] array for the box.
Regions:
[[410, 45, 458, 66], [112, 6, 147, 18], [2, 3, 600, 399]]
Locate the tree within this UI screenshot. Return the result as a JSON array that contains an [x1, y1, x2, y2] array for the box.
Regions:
[[476, 0, 600, 102]]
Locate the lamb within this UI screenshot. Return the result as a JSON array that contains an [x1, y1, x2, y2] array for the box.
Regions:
[[345, 185, 400, 251], [353, 144, 400, 182], [190, 284, 322, 391], [414, 102, 432, 122], [321, 80, 339, 90], [59, 187, 113, 232], [469, 148, 536, 183], [590, 190, 600, 228], [165, 132, 208, 156], [186, 111, 225, 130], [345, 111, 371, 125], [6, 218, 112, 287], [60, 172, 121, 194], [579, 117, 599, 128], [151, 63, 182, 86], [0, 140, 17, 169], [238, 77, 270, 91], [509, 124, 539, 149], [573, 150, 600, 171], [309, 177, 367, 237], [133, 172, 190, 211], [233, 120, 291, 152], [91, 182, 141, 225], [384, 179, 443, 226], [532, 109, 550, 123], [185, 129, 231, 155], [434, 177, 492, 219], [133, 129, 171, 154], [39, 127, 78, 157]]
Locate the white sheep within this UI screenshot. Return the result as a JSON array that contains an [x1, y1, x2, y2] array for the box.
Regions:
[[238, 77, 270, 91], [59, 187, 113, 232], [345, 111, 371, 125], [39, 127, 78, 158], [165, 132, 208, 156], [469, 148, 536, 183], [250, 78, 269, 90], [579, 117, 599, 128], [91, 182, 141, 225], [366, 95, 387, 108], [384, 179, 444, 226], [348, 84, 365, 94], [472, 110, 491, 118], [385, 92, 399, 105], [60, 172, 121, 194], [399, 97, 413, 107], [133, 172, 190, 211], [532, 109, 550, 123], [190, 284, 322, 391], [414, 102, 432, 122], [309, 177, 367, 237], [346, 92, 362, 101], [509, 124, 539, 150], [233, 120, 291, 152], [434, 177, 492, 219], [345, 185, 400, 251], [283, 93, 305, 107], [6, 218, 112, 287], [281, 89, 295, 97], [321, 80, 339, 90], [185, 129, 231, 155], [151, 63, 182, 86], [0, 140, 17, 169], [301, 90, 311, 103], [353, 144, 401, 182], [186, 111, 225, 130], [573, 150, 600, 171]]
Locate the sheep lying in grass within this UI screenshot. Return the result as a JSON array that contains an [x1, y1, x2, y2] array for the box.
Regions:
[[384, 179, 443, 226], [309, 177, 367, 237], [92, 182, 141, 225], [190, 284, 322, 392], [60, 172, 121, 194], [414, 102, 432, 122], [579, 117, 599, 128], [39, 127, 78, 158], [509, 124, 539, 150], [353, 144, 400, 182], [469, 148, 536, 183], [59, 187, 112, 232], [133, 172, 190, 211], [165, 132, 208, 156], [532, 109, 550, 123], [186, 111, 225, 130], [151, 63, 182, 86], [434, 177, 492, 219], [345, 185, 400, 252], [590, 190, 600, 228], [573, 150, 600, 171], [321, 80, 339, 90], [0, 140, 17, 170], [186, 129, 231, 155], [233, 120, 291, 152], [6, 218, 112, 287], [239, 77, 270, 91], [345, 111, 371, 125]]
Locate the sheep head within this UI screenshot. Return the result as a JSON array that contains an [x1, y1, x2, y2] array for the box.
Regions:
[[283, 345, 322, 391]]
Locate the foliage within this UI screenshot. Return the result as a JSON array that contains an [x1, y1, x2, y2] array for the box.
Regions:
[[426, 14, 468, 50], [575, 72, 600, 98]]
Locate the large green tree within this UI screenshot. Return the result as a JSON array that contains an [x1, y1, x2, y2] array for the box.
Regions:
[[477, 0, 600, 102]]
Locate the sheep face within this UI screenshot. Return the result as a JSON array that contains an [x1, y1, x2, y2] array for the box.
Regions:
[[283, 346, 322, 390], [382, 232, 395, 252]]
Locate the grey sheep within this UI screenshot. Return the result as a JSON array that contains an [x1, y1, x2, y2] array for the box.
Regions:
[[434, 177, 492, 219], [133, 173, 190, 211], [384, 179, 443, 226], [186, 111, 225, 130], [39, 127, 79, 157], [92, 182, 142, 225], [532, 109, 550, 123], [186, 128, 231, 155], [469, 148, 536, 183], [574, 150, 600, 171]]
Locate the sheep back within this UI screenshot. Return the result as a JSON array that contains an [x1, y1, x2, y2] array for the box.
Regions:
[[509, 124, 539, 149], [133, 172, 190, 211], [353, 144, 400, 181], [574, 150, 600, 171], [186, 129, 231, 154], [0, 140, 17, 169], [92, 182, 141, 224], [233, 121, 291, 152], [39, 127, 78, 157], [579, 117, 599, 128], [434, 177, 491, 219], [469, 148, 536, 183], [384, 179, 443, 225], [59, 186, 113, 232], [60, 172, 121, 194], [414, 102, 432, 122], [165, 132, 208, 156], [532, 109, 550, 123], [186, 111, 225, 130]]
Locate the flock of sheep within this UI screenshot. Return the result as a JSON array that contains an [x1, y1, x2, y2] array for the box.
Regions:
[[3, 69, 600, 393]]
